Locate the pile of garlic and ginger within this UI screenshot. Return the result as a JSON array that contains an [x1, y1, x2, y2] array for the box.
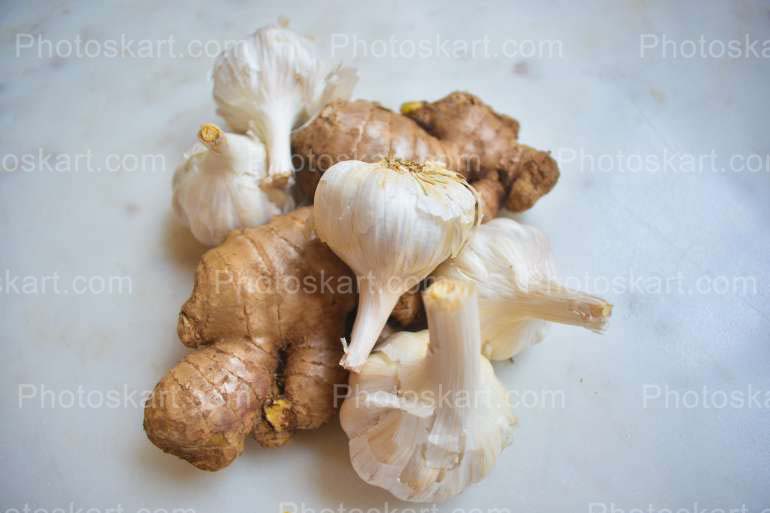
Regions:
[[152, 19, 613, 499]]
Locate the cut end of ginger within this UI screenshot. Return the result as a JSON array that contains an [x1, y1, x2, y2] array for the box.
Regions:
[[399, 101, 425, 115], [264, 398, 294, 432]]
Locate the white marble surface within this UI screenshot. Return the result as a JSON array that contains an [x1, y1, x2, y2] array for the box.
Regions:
[[1, 1, 769, 511]]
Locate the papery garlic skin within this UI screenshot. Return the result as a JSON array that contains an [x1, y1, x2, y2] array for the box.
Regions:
[[172, 123, 293, 246], [212, 23, 357, 189], [434, 218, 612, 360], [340, 280, 515, 503], [314, 159, 478, 372]]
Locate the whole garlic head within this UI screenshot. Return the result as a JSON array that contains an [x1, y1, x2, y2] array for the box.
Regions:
[[172, 123, 293, 246], [434, 218, 612, 360], [212, 23, 357, 190], [313, 159, 479, 372], [340, 279, 516, 503]]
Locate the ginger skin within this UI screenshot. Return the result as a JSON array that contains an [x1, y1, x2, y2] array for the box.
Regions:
[[292, 91, 559, 213], [144, 208, 356, 471]]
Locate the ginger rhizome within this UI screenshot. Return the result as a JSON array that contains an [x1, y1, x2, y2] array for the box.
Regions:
[[144, 207, 356, 470], [292, 91, 559, 213]]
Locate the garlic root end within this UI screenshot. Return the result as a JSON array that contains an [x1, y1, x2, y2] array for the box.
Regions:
[[526, 280, 613, 333]]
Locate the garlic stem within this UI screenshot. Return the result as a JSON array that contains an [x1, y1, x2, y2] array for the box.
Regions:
[[433, 217, 613, 360], [422, 280, 484, 466], [257, 106, 296, 188], [342, 286, 401, 372], [197, 123, 225, 152], [424, 280, 482, 394], [514, 279, 612, 332], [195, 123, 250, 175], [173, 123, 290, 246], [340, 278, 516, 502]]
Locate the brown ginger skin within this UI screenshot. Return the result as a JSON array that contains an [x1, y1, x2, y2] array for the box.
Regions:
[[292, 91, 559, 213], [292, 100, 455, 200], [402, 91, 519, 178], [404, 92, 559, 213], [144, 208, 356, 471], [471, 175, 506, 223], [143, 337, 277, 470], [390, 286, 426, 328]]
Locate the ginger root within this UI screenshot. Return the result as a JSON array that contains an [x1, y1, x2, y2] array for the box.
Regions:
[[292, 91, 559, 213], [144, 207, 356, 470]]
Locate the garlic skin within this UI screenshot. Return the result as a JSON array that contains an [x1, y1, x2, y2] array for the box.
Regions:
[[313, 159, 479, 372], [434, 218, 612, 360], [212, 23, 357, 190], [172, 123, 292, 246], [340, 279, 516, 503]]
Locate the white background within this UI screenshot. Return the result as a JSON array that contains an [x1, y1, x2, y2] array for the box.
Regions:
[[1, 1, 769, 512]]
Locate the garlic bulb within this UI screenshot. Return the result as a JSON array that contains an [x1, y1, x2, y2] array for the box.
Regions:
[[313, 159, 479, 372], [340, 279, 516, 503], [212, 23, 357, 190], [172, 123, 292, 246], [434, 218, 612, 360]]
